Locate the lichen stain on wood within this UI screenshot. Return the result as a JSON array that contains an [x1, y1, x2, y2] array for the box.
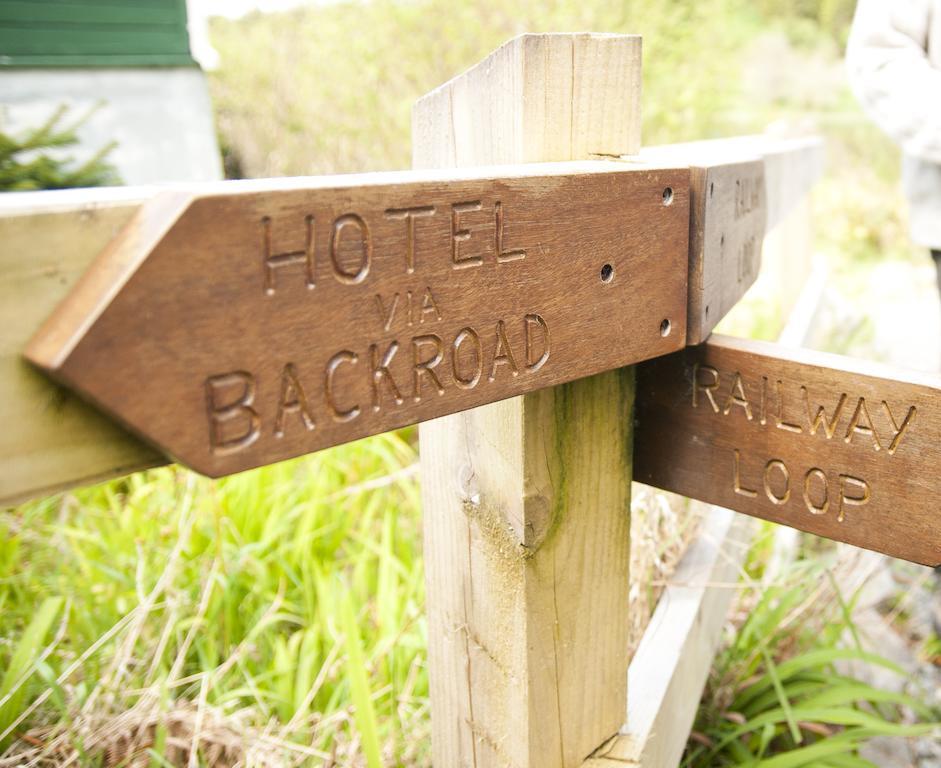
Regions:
[[523, 367, 636, 553], [463, 496, 531, 566]]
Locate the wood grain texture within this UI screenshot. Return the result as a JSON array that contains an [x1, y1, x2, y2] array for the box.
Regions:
[[413, 33, 642, 169], [588, 270, 825, 768], [635, 335, 941, 566], [416, 33, 640, 768], [641, 135, 824, 343], [583, 506, 754, 768], [4, 130, 820, 503], [26, 162, 688, 478], [0, 190, 163, 505], [686, 159, 766, 344], [586, 271, 825, 768]]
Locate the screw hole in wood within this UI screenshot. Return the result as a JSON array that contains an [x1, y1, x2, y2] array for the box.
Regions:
[[662, 187, 674, 206], [600, 263, 614, 283], [660, 318, 671, 337]]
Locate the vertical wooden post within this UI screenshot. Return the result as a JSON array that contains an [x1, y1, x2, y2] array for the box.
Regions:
[[414, 34, 641, 768]]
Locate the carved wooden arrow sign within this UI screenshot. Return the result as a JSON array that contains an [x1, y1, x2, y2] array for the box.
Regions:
[[20, 139, 941, 566], [25, 161, 690, 477], [635, 335, 941, 566]]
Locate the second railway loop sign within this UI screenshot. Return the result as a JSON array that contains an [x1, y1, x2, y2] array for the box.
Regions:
[[635, 336, 941, 566], [21, 143, 941, 566]]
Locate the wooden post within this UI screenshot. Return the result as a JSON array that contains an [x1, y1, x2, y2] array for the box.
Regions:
[[415, 34, 640, 767]]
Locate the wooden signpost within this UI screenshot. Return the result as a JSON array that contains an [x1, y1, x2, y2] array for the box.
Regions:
[[19, 141, 941, 568], [7, 29, 941, 768], [635, 335, 941, 566], [24, 162, 689, 477], [17, 105, 939, 569], [0, 132, 821, 505]]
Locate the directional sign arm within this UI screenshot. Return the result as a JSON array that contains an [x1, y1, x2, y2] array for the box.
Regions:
[[634, 334, 941, 566], [642, 136, 825, 343], [9, 135, 824, 499], [25, 161, 690, 477]]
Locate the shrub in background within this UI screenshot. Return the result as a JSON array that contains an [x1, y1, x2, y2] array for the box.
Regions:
[[0, 104, 120, 191]]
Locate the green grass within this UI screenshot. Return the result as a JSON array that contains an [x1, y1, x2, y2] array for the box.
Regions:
[[0, 597, 63, 747], [683, 559, 941, 767], [1, 432, 427, 765]]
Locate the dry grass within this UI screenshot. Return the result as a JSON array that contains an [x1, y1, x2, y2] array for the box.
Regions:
[[627, 487, 705, 656]]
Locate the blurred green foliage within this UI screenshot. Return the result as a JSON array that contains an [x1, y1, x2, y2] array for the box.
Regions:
[[0, 104, 120, 191], [754, 0, 858, 47], [209, 0, 774, 178]]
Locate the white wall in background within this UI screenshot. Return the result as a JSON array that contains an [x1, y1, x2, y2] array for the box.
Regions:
[[1, 67, 223, 185]]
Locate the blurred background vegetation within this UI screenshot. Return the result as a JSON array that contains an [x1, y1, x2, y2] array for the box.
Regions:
[[4, 0, 940, 766], [208, 0, 852, 177], [0, 104, 119, 191]]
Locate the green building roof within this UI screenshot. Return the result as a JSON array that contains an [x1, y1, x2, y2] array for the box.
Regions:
[[0, 0, 196, 68]]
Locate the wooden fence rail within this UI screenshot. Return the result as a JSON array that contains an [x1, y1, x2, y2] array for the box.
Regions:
[[8, 30, 934, 768]]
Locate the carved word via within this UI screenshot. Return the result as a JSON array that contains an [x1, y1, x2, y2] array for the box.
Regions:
[[375, 287, 441, 332]]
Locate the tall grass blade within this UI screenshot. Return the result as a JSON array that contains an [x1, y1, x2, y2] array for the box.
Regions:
[[751, 727, 902, 767], [0, 596, 63, 746], [340, 587, 383, 768], [736, 648, 905, 710], [762, 646, 801, 744]]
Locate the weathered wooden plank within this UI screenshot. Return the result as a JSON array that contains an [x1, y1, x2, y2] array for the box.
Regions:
[[763, 196, 816, 325], [686, 158, 766, 344], [0, 190, 162, 505], [760, 137, 825, 231], [635, 335, 941, 566], [417, 32, 639, 768], [587, 270, 825, 768], [2, 132, 819, 505], [584, 505, 754, 768], [25, 161, 688, 479], [641, 136, 824, 343], [641, 136, 824, 233]]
